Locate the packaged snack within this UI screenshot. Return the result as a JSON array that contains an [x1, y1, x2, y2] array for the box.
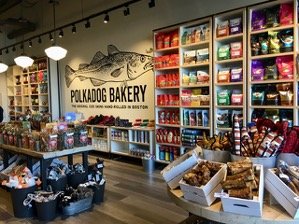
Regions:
[[279, 90, 293, 106], [196, 70, 209, 83], [279, 3, 294, 26], [156, 33, 164, 49], [196, 48, 209, 63], [230, 42, 242, 59], [279, 29, 294, 52], [200, 24, 210, 41], [251, 10, 266, 30], [230, 67, 243, 82], [199, 94, 210, 106], [251, 60, 264, 81], [181, 31, 188, 45], [164, 34, 171, 48], [202, 110, 209, 127], [181, 89, 192, 106], [165, 110, 171, 124], [259, 35, 269, 54], [251, 109, 265, 122], [182, 73, 190, 85], [217, 110, 230, 128], [264, 60, 278, 80], [231, 90, 243, 105], [183, 50, 196, 65], [189, 110, 196, 126], [189, 71, 197, 85], [183, 110, 190, 126], [229, 17, 242, 35], [264, 109, 280, 123], [266, 91, 280, 105], [265, 6, 279, 28], [196, 110, 203, 126], [191, 89, 201, 106], [217, 44, 230, 60], [279, 110, 293, 127], [231, 110, 243, 127], [252, 89, 265, 105], [194, 27, 201, 43], [251, 36, 260, 56], [276, 55, 294, 79], [171, 32, 179, 47], [217, 68, 230, 83], [217, 89, 231, 105], [268, 31, 280, 54], [276, 82, 292, 91], [217, 20, 229, 37]]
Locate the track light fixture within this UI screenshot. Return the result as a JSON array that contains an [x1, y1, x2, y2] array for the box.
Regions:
[[38, 36, 42, 44], [49, 33, 54, 41], [72, 24, 76, 34], [148, 0, 155, 8], [123, 6, 130, 16], [29, 39, 32, 48], [58, 29, 64, 38], [12, 46, 16, 52], [104, 13, 109, 23], [85, 19, 91, 28]]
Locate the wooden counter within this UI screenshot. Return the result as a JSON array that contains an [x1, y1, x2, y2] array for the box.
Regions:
[[0, 144, 94, 189], [168, 188, 298, 224]]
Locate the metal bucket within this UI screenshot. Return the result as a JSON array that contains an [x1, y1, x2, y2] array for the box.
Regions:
[[142, 159, 155, 173], [203, 149, 231, 163], [231, 154, 276, 170]]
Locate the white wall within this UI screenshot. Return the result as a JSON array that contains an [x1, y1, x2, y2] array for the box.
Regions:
[[0, 0, 265, 121]]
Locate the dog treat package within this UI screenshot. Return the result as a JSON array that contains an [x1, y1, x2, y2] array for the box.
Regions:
[[251, 10, 266, 31], [217, 89, 231, 106], [230, 42, 242, 59], [197, 70, 209, 84], [217, 68, 230, 83], [264, 60, 278, 80], [268, 31, 280, 54], [279, 29, 294, 52], [251, 60, 264, 81], [265, 5, 279, 28], [217, 20, 229, 37], [276, 55, 294, 80], [217, 110, 230, 128], [279, 3, 294, 26], [279, 90, 293, 106], [259, 35, 269, 55], [196, 48, 209, 63], [252, 87, 265, 105], [218, 44, 230, 60], [230, 67, 243, 82], [231, 90, 243, 106], [266, 91, 280, 105], [229, 17, 242, 35], [251, 36, 260, 56]]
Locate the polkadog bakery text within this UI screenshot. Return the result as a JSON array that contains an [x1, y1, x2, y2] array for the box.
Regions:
[[70, 85, 147, 103]]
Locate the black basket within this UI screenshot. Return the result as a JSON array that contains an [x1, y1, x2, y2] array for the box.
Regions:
[[89, 182, 105, 204], [10, 185, 36, 218], [36, 198, 57, 221], [67, 172, 87, 188], [62, 195, 93, 216], [47, 175, 67, 192]]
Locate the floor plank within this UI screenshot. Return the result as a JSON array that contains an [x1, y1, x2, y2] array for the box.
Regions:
[[0, 154, 188, 223]]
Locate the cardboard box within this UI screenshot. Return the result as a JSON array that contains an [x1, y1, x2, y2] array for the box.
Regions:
[[179, 161, 226, 206], [265, 168, 299, 218], [161, 147, 201, 189], [221, 164, 264, 217]]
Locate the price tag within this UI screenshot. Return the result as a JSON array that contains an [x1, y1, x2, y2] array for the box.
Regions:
[[97, 164, 104, 169], [214, 191, 229, 198], [294, 196, 299, 202]]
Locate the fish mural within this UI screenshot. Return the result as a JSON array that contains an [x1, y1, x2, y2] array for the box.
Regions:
[[65, 45, 153, 88]]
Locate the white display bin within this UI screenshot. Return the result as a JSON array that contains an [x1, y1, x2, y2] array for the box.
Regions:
[[265, 168, 299, 219], [161, 147, 201, 189], [221, 164, 264, 217]]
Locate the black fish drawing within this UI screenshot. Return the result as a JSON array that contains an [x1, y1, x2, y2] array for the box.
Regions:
[[65, 45, 153, 87]]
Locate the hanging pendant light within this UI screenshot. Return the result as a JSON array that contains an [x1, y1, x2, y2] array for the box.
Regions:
[[14, 53, 34, 68], [0, 50, 8, 73], [45, 0, 67, 61]]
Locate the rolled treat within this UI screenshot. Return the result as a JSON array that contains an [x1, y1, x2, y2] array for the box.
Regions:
[[228, 187, 253, 199], [222, 178, 247, 190]]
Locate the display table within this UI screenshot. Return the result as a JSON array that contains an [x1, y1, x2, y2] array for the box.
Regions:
[[168, 188, 298, 224], [0, 144, 94, 189]]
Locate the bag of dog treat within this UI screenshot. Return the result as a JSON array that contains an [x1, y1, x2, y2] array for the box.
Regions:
[[218, 68, 230, 83], [279, 3, 294, 26], [230, 67, 243, 82], [217, 20, 229, 37], [251, 10, 266, 30], [276, 55, 294, 80], [217, 89, 231, 105], [265, 6, 279, 28], [230, 17, 242, 35], [279, 29, 294, 52], [268, 31, 280, 54], [230, 42, 242, 59], [251, 60, 264, 81], [218, 44, 230, 60]]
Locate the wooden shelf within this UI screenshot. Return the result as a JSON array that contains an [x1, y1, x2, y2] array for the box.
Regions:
[[156, 123, 181, 128], [155, 86, 180, 89], [181, 83, 210, 88], [111, 138, 129, 143], [181, 105, 210, 108], [181, 62, 209, 68], [215, 57, 243, 64], [156, 105, 180, 108], [250, 105, 294, 109], [215, 33, 243, 41], [216, 105, 244, 108], [154, 46, 179, 53], [154, 66, 179, 71], [181, 125, 210, 130], [180, 40, 209, 49], [250, 24, 294, 35], [129, 141, 150, 146], [156, 142, 181, 147], [215, 81, 243, 86], [250, 79, 295, 84], [250, 52, 294, 60]]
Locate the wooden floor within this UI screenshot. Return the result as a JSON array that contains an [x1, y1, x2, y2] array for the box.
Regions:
[[0, 154, 189, 224]]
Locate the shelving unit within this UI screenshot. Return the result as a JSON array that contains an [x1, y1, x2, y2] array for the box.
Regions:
[[6, 58, 49, 121], [110, 126, 154, 159], [247, 0, 298, 125], [154, 17, 212, 163], [213, 8, 247, 134], [87, 125, 110, 152]]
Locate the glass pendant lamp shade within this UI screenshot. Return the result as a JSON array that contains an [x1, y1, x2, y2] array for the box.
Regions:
[[14, 54, 34, 68], [45, 45, 67, 61], [0, 62, 8, 73]]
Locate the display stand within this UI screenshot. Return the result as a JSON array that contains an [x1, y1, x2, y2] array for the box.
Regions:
[[168, 188, 298, 223]]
